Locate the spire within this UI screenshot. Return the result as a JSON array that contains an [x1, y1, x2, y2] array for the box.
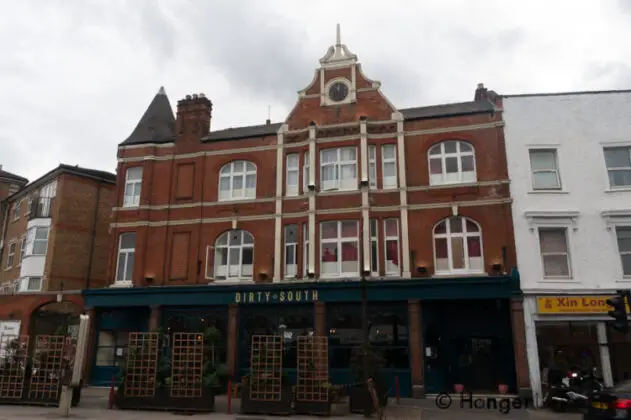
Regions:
[[121, 87, 175, 145], [319, 24, 357, 69]]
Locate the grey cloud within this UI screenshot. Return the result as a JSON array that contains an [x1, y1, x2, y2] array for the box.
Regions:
[[584, 62, 631, 89]]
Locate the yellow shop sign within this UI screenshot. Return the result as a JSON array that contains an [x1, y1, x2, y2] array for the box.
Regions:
[[235, 289, 318, 304], [537, 295, 631, 314]]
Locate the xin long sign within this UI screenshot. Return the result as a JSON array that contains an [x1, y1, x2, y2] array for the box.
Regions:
[[537, 295, 631, 314]]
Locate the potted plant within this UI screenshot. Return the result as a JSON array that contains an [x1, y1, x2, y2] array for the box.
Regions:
[[498, 383, 509, 395], [348, 343, 388, 416], [240, 372, 293, 415], [454, 383, 465, 393], [294, 339, 332, 416]]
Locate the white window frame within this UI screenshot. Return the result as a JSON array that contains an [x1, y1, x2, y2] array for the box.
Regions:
[[123, 167, 143, 207], [284, 225, 298, 279], [320, 147, 357, 191], [303, 151, 310, 193], [428, 140, 476, 186], [218, 161, 257, 201], [615, 226, 631, 278], [537, 227, 572, 279], [32, 227, 49, 256], [213, 230, 254, 281], [115, 232, 136, 284], [286, 154, 299, 196], [381, 144, 397, 189], [368, 145, 377, 189], [320, 220, 360, 278], [12, 200, 21, 221], [303, 223, 309, 277], [370, 219, 378, 276], [6, 241, 16, 269], [26, 276, 42, 292], [18, 236, 26, 264], [604, 146, 631, 189], [433, 217, 484, 275], [529, 148, 561, 190], [383, 218, 400, 276]]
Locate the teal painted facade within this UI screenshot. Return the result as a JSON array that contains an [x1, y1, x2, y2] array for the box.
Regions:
[[84, 273, 522, 395]]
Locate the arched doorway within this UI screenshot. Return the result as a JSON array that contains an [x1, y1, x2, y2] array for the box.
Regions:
[[30, 301, 82, 338]]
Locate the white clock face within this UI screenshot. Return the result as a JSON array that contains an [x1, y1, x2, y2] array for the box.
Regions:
[[328, 82, 349, 102]]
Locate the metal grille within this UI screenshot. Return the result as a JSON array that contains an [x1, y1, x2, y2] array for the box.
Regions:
[[28, 335, 65, 401], [296, 336, 329, 402], [124, 332, 159, 398], [170, 333, 203, 398], [0, 335, 28, 399], [249, 335, 282, 401]]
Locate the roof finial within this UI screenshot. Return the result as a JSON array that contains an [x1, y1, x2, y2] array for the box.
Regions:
[[336, 23, 341, 46], [157, 86, 166, 95]]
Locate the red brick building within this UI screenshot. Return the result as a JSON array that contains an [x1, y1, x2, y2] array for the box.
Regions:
[[0, 165, 115, 339], [85, 30, 529, 398]]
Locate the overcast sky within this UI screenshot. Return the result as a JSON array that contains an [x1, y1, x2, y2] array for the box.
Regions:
[[1, 0, 630, 182]]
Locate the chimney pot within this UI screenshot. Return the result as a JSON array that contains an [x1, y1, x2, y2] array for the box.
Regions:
[[477, 83, 484, 89], [186, 95, 192, 100], [192, 93, 199, 99], [199, 93, 206, 98], [265, 119, 271, 126]]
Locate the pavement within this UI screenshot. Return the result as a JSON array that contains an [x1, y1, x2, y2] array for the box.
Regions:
[[0, 388, 586, 420]]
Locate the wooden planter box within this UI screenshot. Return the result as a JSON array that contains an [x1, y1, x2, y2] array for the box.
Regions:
[[240, 384, 293, 416], [0, 381, 80, 407], [349, 382, 388, 415], [294, 395, 332, 416], [115, 387, 215, 412]]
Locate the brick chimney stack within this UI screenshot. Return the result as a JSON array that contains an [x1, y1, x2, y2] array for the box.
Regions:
[[176, 93, 212, 140], [474, 83, 500, 106]]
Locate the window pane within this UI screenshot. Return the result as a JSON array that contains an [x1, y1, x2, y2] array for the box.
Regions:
[[435, 238, 448, 259], [233, 176, 243, 190], [322, 243, 338, 262], [120, 233, 136, 249], [459, 142, 472, 152], [242, 247, 253, 264], [285, 225, 298, 243], [220, 165, 231, 174], [530, 150, 557, 170], [370, 219, 377, 237], [368, 146, 376, 159], [341, 242, 358, 262], [233, 161, 244, 172], [117, 254, 126, 281], [216, 248, 228, 265], [461, 155, 474, 172], [604, 148, 631, 168], [444, 141, 458, 154], [445, 157, 458, 173], [230, 231, 242, 245], [125, 253, 134, 280], [127, 167, 142, 180], [216, 233, 228, 246], [243, 231, 254, 244], [622, 255, 631, 276], [383, 162, 396, 178], [229, 248, 239, 265], [449, 217, 462, 233], [533, 171, 560, 189], [539, 229, 568, 253], [609, 170, 631, 187], [321, 222, 338, 239], [467, 237, 482, 257], [245, 174, 256, 189], [371, 241, 378, 272], [287, 171, 298, 186], [287, 154, 299, 168], [35, 227, 49, 240], [429, 158, 442, 174], [451, 237, 465, 269], [285, 245, 296, 265], [385, 240, 398, 263], [616, 227, 631, 252], [543, 255, 569, 276], [465, 220, 479, 233], [219, 177, 230, 191], [382, 145, 396, 159], [429, 145, 441, 155], [341, 221, 358, 238], [434, 220, 446, 235], [246, 162, 256, 171], [385, 219, 398, 237], [341, 148, 356, 161], [322, 149, 337, 163]]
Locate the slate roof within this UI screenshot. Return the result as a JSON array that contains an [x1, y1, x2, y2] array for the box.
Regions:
[[120, 87, 175, 146], [201, 100, 495, 142], [0, 168, 28, 184]]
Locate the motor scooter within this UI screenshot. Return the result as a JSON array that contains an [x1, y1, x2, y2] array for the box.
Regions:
[[544, 367, 603, 412]]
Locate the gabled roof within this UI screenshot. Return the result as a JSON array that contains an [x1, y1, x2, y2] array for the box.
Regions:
[[202, 100, 495, 142], [120, 87, 175, 146], [0, 167, 28, 184]]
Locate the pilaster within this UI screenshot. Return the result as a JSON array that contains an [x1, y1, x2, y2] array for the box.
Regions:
[[395, 115, 410, 277], [510, 298, 532, 399], [408, 299, 424, 398], [314, 301, 326, 336], [227, 304, 239, 378], [148, 305, 161, 331], [273, 126, 285, 282]]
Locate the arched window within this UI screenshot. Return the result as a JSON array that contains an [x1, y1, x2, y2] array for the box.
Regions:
[[214, 230, 254, 281], [218, 161, 256, 201], [428, 140, 476, 185], [433, 216, 483, 274]]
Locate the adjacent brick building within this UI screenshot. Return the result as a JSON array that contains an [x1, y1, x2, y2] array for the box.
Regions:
[[85, 30, 529, 397], [0, 164, 116, 337], [0, 165, 28, 237]]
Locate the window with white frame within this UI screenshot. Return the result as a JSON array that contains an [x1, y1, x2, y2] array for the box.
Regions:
[[286, 154, 299, 196], [26, 277, 42, 291], [219, 161, 256, 201], [123, 167, 143, 207], [368, 146, 377, 189], [284, 225, 298, 278], [434, 216, 483, 274], [615, 226, 631, 277], [384, 218, 400, 275], [538, 228, 571, 277], [18, 236, 26, 263], [370, 219, 378, 275], [604, 146, 631, 188], [382, 144, 397, 189], [320, 147, 357, 191], [12, 200, 21, 220], [320, 220, 359, 277], [428, 141, 476, 185], [116, 233, 136, 283], [303, 224, 309, 277], [213, 230, 254, 281], [6, 242, 16, 268], [303, 151, 310, 192], [529, 149, 561, 190], [32, 227, 49, 256]]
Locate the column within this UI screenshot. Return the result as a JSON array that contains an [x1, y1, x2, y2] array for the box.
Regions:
[[273, 126, 285, 282], [314, 301, 326, 336], [522, 296, 543, 407], [82, 307, 97, 383], [510, 298, 531, 398], [307, 125, 317, 275], [227, 304, 239, 378], [597, 322, 614, 388], [395, 113, 410, 277], [360, 119, 370, 273], [408, 299, 424, 398], [148, 305, 161, 331]]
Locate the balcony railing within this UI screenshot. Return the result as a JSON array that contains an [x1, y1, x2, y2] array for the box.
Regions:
[[28, 197, 54, 220]]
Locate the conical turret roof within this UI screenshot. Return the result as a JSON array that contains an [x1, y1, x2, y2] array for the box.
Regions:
[[121, 86, 175, 145]]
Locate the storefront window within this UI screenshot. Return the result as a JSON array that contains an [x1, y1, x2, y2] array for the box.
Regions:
[[607, 328, 631, 384], [163, 308, 228, 364], [536, 321, 601, 385]]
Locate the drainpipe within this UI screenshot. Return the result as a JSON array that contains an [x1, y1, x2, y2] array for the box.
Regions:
[[85, 181, 102, 289], [0, 202, 9, 284]]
